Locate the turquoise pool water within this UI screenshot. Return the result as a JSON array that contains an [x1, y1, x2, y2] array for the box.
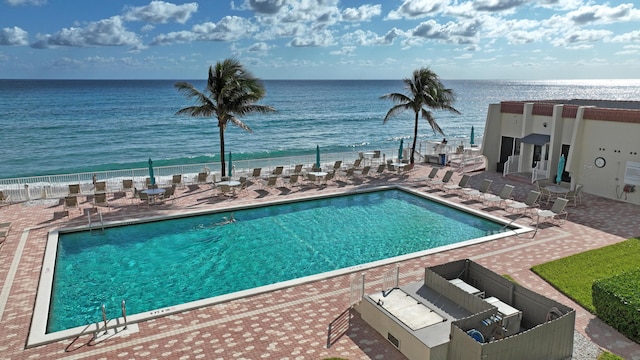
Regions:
[[48, 189, 507, 333]]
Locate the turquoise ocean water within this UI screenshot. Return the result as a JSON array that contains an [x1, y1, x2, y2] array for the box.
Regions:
[[2, 79, 640, 179]]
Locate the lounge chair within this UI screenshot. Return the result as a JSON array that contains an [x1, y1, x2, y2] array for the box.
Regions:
[[506, 190, 540, 215], [0, 190, 11, 205], [272, 166, 284, 176], [252, 168, 262, 185], [292, 164, 304, 175], [564, 184, 583, 206], [374, 164, 386, 176], [265, 175, 278, 189], [359, 165, 371, 177], [122, 179, 134, 197], [94, 181, 107, 194], [536, 198, 569, 225], [332, 161, 342, 172], [465, 179, 493, 200], [171, 174, 183, 189], [352, 158, 362, 168], [423, 167, 439, 182], [483, 184, 515, 207], [372, 150, 381, 164], [287, 174, 300, 187], [343, 168, 355, 184], [444, 174, 470, 193], [68, 184, 82, 197], [429, 170, 453, 189], [93, 193, 110, 209], [63, 196, 80, 215], [196, 172, 209, 185]]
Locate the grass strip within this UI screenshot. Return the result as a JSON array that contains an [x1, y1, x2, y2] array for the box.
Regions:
[[531, 238, 640, 313]]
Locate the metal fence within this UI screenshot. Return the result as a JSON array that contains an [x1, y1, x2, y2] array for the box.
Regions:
[[1, 139, 482, 203]]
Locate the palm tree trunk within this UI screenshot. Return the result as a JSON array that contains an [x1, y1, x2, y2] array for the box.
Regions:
[[411, 112, 419, 164], [219, 126, 226, 176]]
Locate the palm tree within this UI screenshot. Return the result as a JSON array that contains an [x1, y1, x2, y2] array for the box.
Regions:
[[381, 67, 460, 165], [175, 58, 275, 176]]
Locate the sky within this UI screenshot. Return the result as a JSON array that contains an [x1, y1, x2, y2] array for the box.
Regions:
[[1, 0, 640, 80]]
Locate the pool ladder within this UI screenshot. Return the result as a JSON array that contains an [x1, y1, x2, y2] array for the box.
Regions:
[[88, 210, 105, 235], [100, 300, 128, 334]]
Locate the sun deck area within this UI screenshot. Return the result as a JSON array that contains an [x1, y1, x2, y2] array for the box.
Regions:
[[1, 164, 640, 359]]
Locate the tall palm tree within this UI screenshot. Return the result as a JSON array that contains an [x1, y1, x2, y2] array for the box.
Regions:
[[175, 58, 275, 176], [381, 67, 460, 165]]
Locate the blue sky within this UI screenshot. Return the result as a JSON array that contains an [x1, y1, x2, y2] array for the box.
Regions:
[[1, 0, 640, 80]]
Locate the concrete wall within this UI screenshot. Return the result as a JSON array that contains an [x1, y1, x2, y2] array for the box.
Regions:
[[356, 298, 436, 360], [483, 101, 640, 205]]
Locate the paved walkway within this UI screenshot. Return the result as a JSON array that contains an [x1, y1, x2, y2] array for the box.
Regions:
[[0, 164, 639, 359]]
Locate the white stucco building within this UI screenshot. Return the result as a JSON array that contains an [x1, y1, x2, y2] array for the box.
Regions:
[[481, 100, 640, 205]]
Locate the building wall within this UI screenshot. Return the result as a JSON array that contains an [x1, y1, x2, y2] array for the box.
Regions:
[[484, 101, 640, 205]]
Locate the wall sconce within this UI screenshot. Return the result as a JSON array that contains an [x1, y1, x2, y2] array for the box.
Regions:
[[543, 122, 548, 128]]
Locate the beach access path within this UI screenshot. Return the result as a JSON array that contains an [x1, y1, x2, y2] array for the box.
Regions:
[[0, 165, 639, 359]]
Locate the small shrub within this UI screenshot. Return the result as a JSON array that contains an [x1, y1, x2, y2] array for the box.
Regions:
[[592, 268, 640, 342]]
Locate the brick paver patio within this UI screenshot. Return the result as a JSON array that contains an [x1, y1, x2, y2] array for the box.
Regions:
[[1, 164, 639, 359]]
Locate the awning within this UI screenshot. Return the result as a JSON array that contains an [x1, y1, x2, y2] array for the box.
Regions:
[[519, 133, 550, 146]]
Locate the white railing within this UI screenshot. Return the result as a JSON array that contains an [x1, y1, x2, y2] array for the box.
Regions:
[[1, 142, 483, 203], [531, 160, 549, 183], [1, 149, 397, 202], [503, 155, 520, 177]]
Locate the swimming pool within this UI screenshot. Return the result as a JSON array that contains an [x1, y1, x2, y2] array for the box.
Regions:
[[31, 187, 530, 345]]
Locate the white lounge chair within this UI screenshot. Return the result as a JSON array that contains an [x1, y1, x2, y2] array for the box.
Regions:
[[429, 170, 454, 189], [506, 190, 540, 215], [444, 174, 470, 193], [465, 179, 493, 200], [483, 184, 515, 207], [536, 198, 569, 225]]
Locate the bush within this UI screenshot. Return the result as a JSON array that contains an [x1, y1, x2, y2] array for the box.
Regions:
[[592, 268, 640, 342]]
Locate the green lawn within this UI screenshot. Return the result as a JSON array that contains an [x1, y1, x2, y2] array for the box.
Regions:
[[531, 238, 640, 313]]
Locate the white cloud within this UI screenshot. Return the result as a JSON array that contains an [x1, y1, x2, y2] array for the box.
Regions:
[[5, 0, 46, 5], [289, 29, 335, 47], [122, 1, 198, 24], [410, 19, 481, 45], [387, 0, 449, 20], [33, 16, 144, 50], [610, 30, 640, 43], [329, 46, 356, 55], [551, 29, 612, 47], [341, 4, 382, 22], [341, 29, 398, 46], [566, 3, 640, 25], [472, 0, 529, 12], [0, 26, 29, 45], [151, 16, 256, 45]]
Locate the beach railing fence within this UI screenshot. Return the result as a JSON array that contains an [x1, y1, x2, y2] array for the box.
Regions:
[[0, 142, 481, 202]]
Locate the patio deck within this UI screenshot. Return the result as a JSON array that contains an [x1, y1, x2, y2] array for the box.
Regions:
[[1, 164, 639, 359]]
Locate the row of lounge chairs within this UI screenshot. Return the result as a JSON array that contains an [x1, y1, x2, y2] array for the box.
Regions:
[[422, 169, 570, 226]]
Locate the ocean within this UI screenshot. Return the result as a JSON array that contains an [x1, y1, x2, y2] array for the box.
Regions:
[[2, 78, 640, 179]]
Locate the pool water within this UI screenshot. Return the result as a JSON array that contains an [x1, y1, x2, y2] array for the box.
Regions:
[[49, 189, 506, 332]]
